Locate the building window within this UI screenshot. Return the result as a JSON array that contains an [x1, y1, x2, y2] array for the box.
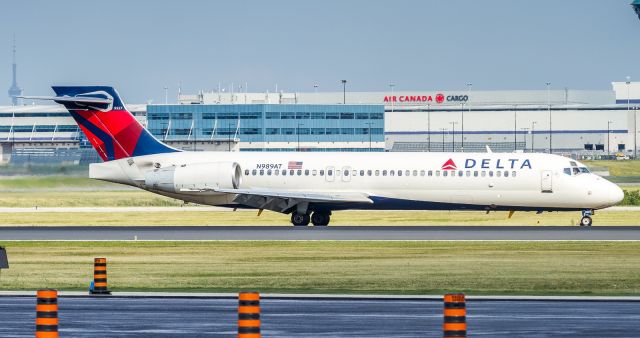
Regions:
[[266, 112, 280, 119], [282, 128, 295, 135], [202, 113, 216, 119], [311, 128, 325, 135], [325, 113, 339, 119], [370, 113, 383, 119], [266, 128, 279, 135], [355, 113, 369, 119], [340, 112, 354, 119], [341, 128, 354, 135], [281, 112, 295, 119], [311, 112, 325, 119], [296, 112, 310, 119], [326, 128, 340, 135]]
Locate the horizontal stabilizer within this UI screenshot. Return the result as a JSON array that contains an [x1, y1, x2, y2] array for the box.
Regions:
[[18, 95, 113, 105]]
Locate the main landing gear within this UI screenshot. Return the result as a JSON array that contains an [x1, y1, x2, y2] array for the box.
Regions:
[[291, 211, 331, 226], [580, 210, 593, 227]]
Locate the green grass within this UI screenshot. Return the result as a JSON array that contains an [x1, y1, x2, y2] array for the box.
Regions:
[[0, 210, 639, 226], [0, 191, 182, 208], [583, 160, 640, 176], [0, 241, 638, 295], [0, 176, 123, 191]]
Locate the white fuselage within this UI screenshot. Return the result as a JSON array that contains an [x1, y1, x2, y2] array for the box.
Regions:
[[90, 151, 623, 212]]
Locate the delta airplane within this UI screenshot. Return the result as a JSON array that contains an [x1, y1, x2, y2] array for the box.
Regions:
[[22, 86, 624, 226]]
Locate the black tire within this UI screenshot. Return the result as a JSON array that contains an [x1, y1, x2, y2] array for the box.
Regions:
[[291, 212, 310, 226], [580, 216, 593, 227], [311, 212, 330, 226]]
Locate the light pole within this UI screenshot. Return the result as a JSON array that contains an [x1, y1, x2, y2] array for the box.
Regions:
[[427, 104, 431, 152], [341, 80, 347, 104], [450, 121, 458, 152], [463, 82, 471, 152], [389, 83, 395, 113], [513, 104, 518, 151], [228, 122, 234, 151], [521, 127, 529, 152], [297, 123, 304, 152], [607, 121, 614, 153], [546, 82, 552, 154], [365, 122, 373, 151], [531, 121, 537, 152], [627, 76, 635, 159], [440, 128, 447, 152], [164, 86, 168, 104]]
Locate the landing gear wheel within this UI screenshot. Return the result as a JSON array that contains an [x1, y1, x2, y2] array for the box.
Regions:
[[311, 212, 331, 226], [580, 216, 593, 227], [291, 212, 310, 226]]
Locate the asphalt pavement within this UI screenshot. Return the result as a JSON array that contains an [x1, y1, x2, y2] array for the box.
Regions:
[[0, 296, 638, 337], [0, 226, 639, 241]]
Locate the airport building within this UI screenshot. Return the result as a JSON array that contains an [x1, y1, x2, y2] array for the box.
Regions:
[[2, 81, 640, 164]]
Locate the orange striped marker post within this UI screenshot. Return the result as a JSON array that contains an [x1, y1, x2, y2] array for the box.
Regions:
[[443, 293, 467, 338], [238, 291, 260, 338], [90, 258, 111, 295], [35, 289, 58, 338]]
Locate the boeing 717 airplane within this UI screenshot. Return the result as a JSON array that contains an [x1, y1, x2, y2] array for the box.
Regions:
[[22, 86, 624, 226]]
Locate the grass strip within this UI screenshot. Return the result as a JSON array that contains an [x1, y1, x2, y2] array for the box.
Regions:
[[0, 241, 638, 296], [0, 210, 639, 226]]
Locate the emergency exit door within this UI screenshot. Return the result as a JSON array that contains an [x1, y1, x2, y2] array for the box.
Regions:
[[541, 170, 553, 193]]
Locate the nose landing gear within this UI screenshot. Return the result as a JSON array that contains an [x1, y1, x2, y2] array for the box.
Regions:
[[580, 210, 593, 227]]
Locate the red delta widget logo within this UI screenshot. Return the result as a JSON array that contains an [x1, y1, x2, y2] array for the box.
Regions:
[[383, 93, 445, 103]]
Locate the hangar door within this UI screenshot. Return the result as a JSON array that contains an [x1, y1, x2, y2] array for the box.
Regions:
[[541, 170, 553, 193]]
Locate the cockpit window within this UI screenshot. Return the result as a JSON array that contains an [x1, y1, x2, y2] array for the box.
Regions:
[[572, 167, 580, 175], [563, 168, 572, 176], [570, 161, 578, 167], [579, 167, 590, 173]]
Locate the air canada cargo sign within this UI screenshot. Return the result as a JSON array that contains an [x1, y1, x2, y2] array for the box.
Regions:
[[383, 93, 468, 104]]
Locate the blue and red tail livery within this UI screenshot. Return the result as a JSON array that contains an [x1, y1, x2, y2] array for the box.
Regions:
[[52, 86, 178, 161]]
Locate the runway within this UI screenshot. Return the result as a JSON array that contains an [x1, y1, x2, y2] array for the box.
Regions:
[[0, 226, 639, 240], [1, 295, 638, 337]]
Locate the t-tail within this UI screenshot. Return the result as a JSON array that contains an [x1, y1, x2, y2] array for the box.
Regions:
[[22, 86, 179, 161]]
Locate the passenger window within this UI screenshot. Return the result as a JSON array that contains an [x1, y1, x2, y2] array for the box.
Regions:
[[512, 171, 517, 177], [290, 170, 294, 176], [244, 169, 249, 176], [352, 170, 357, 176], [336, 170, 341, 176], [420, 170, 425, 176], [360, 170, 365, 176], [473, 171, 478, 177], [436, 170, 440, 177], [312, 170, 317, 176], [489, 171, 494, 177], [498, 171, 502, 177], [481, 171, 486, 177], [375, 170, 380, 176], [428, 170, 433, 177], [282, 170, 287, 176], [367, 170, 372, 176], [406, 170, 411, 176], [304, 170, 309, 176], [466, 171, 470, 177], [275, 170, 279, 176], [413, 170, 418, 176], [320, 170, 324, 176], [252, 169, 257, 176], [397, 170, 402, 176], [390, 170, 395, 176], [383, 170, 388, 176], [443, 171, 448, 177], [297, 170, 302, 176], [504, 171, 509, 177], [267, 169, 272, 175], [344, 170, 350, 176], [260, 170, 264, 176], [328, 170, 333, 176]]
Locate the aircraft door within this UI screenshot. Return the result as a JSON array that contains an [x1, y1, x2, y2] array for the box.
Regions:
[[342, 166, 352, 182], [326, 166, 335, 182], [541, 170, 553, 193]]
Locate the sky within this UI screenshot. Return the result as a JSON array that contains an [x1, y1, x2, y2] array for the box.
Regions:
[[1, 0, 639, 104]]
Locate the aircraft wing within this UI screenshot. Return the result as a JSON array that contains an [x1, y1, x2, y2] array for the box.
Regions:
[[213, 188, 373, 213]]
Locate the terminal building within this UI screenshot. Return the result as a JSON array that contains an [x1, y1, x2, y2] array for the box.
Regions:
[[2, 82, 640, 164]]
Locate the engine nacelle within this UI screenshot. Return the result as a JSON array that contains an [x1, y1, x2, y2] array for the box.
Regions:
[[144, 162, 242, 193]]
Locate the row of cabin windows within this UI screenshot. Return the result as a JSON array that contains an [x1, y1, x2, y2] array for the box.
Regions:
[[244, 168, 518, 178]]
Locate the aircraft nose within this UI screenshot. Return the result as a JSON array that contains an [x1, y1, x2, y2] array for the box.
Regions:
[[608, 184, 624, 205]]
